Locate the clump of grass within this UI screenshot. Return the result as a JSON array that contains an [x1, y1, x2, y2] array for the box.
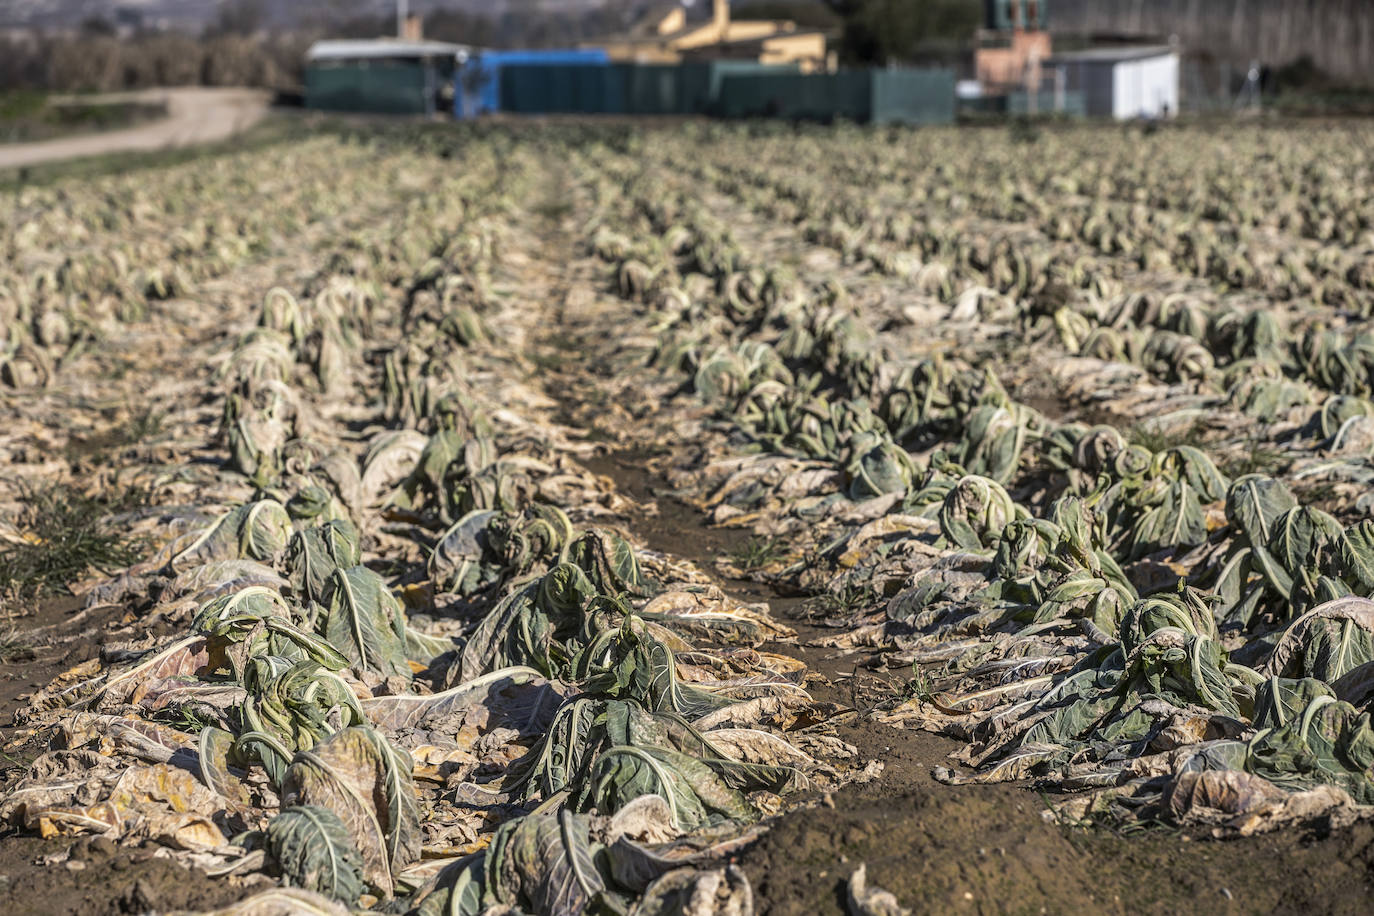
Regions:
[[803, 583, 873, 619], [534, 200, 574, 220], [124, 408, 166, 443], [0, 483, 147, 600], [1128, 420, 1208, 453], [152, 705, 220, 734], [727, 535, 788, 572], [0, 628, 35, 662], [1219, 444, 1285, 478]]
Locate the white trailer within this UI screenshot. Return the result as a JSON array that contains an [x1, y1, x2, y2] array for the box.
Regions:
[[1048, 46, 1180, 119]]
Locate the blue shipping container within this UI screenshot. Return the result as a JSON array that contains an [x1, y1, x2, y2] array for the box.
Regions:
[[455, 49, 609, 118]]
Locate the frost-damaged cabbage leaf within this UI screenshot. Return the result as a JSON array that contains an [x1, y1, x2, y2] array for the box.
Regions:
[[977, 497, 1137, 634], [1263, 596, 1374, 683], [1213, 475, 1374, 628], [193, 887, 353, 915], [361, 666, 562, 741], [411, 802, 755, 914], [939, 475, 1022, 551], [509, 696, 800, 821], [222, 387, 288, 484], [456, 562, 605, 681], [287, 519, 361, 605], [430, 504, 575, 596], [635, 866, 754, 916], [170, 499, 293, 573], [239, 658, 366, 780], [1214, 474, 1299, 623], [391, 428, 499, 524], [318, 565, 412, 682], [845, 429, 917, 500], [847, 863, 910, 916], [1243, 676, 1374, 803], [576, 744, 762, 831], [948, 589, 1255, 783], [568, 528, 656, 598], [412, 810, 618, 916], [198, 725, 259, 808], [486, 809, 615, 915], [280, 726, 421, 898], [261, 805, 366, 903], [571, 619, 732, 720], [1088, 445, 1229, 561], [193, 587, 349, 679], [510, 697, 720, 801], [950, 400, 1040, 486]]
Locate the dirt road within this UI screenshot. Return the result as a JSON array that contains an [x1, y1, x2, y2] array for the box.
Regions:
[[0, 88, 269, 171]]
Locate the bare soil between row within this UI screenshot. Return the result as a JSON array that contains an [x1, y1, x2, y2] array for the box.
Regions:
[[582, 450, 1374, 916]]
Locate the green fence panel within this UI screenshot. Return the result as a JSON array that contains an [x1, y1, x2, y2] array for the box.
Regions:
[[716, 70, 953, 123], [1007, 89, 1086, 116], [717, 71, 871, 121], [695, 62, 801, 114], [501, 63, 625, 114], [621, 64, 683, 115], [870, 69, 956, 124], [470, 61, 953, 123]]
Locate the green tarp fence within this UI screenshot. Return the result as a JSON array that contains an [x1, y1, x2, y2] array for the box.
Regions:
[[498, 62, 834, 117], [716, 69, 956, 124], [498, 63, 955, 124], [1007, 89, 1087, 116]]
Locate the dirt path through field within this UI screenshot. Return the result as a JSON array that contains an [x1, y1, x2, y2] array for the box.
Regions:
[[0, 88, 268, 171]]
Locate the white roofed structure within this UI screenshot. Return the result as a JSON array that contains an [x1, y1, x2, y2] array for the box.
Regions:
[[1047, 45, 1180, 119], [306, 39, 471, 64]]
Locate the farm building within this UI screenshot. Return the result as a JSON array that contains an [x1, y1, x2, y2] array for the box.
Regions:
[[976, 0, 1052, 91], [592, 0, 831, 72], [305, 39, 469, 115], [1048, 46, 1180, 119]]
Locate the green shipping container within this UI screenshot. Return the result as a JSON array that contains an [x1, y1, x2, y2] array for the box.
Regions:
[[304, 60, 436, 115]]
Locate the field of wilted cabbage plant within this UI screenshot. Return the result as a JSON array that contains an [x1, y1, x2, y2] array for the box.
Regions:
[[2, 118, 1374, 915]]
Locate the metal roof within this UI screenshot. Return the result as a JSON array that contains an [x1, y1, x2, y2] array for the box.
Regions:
[[307, 39, 470, 62], [1047, 45, 1176, 65]]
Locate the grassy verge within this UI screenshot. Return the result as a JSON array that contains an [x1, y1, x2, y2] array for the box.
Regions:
[[0, 483, 148, 602], [0, 91, 168, 145], [0, 113, 315, 190]]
